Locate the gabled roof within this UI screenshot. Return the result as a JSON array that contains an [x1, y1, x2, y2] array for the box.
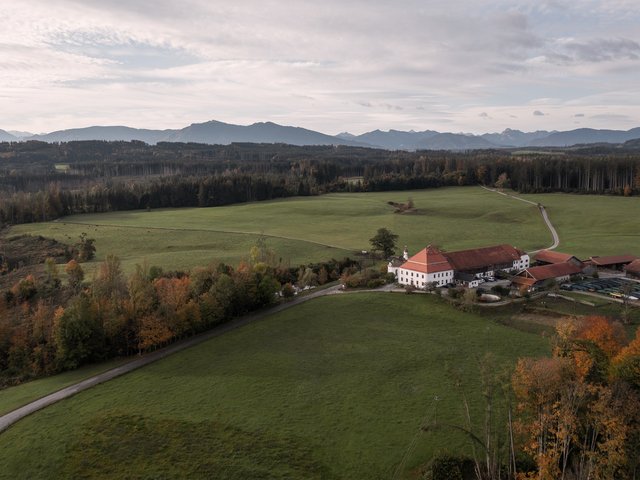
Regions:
[[518, 263, 583, 281], [445, 244, 525, 271], [400, 245, 453, 274], [511, 276, 537, 287], [625, 259, 640, 274], [590, 254, 638, 266], [534, 250, 580, 264]]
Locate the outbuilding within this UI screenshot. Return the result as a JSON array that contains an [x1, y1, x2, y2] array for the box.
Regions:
[[511, 263, 583, 292], [534, 250, 583, 267], [625, 259, 640, 279], [588, 254, 638, 271]]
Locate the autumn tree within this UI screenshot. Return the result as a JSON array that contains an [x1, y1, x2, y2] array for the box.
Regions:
[[513, 317, 640, 479], [76, 232, 96, 262], [64, 259, 84, 292], [41, 258, 61, 297], [494, 172, 511, 190]]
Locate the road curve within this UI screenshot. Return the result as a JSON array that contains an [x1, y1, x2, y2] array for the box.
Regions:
[[479, 185, 559, 253], [0, 285, 342, 434]]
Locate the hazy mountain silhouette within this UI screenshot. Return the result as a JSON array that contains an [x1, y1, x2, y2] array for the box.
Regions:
[[3, 121, 639, 150], [27, 126, 172, 144], [0, 129, 17, 142], [337, 129, 438, 149], [164, 120, 364, 146], [528, 128, 640, 147], [480, 128, 552, 147]]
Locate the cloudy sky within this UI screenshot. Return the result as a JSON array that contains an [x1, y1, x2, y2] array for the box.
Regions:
[[2, 0, 639, 134]]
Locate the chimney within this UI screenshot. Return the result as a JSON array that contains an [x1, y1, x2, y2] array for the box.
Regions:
[[403, 246, 409, 260]]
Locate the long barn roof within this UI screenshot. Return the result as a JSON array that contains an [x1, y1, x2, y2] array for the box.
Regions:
[[445, 244, 525, 271]]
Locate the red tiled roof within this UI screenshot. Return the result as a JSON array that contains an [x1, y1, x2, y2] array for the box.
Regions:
[[519, 263, 583, 281], [534, 250, 578, 264], [445, 244, 524, 271], [511, 276, 537, 287], [401, 245, 453, 274], [625, 259, 640, 274], [590, 254, 638, 266]]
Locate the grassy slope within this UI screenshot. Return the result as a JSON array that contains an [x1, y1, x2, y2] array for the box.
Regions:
[[8, 187, 548, 273], [0, 294, 549, 479], [522, 192, 640, 258]]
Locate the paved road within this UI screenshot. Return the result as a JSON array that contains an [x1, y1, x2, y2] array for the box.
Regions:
[[479, 185, 559, 253], [0, 285, 341, 434]]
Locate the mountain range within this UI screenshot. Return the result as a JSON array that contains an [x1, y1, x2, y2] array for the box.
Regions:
[[2, 121, 640, 150]]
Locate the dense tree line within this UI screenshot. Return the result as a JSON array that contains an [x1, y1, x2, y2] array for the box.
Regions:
[[1, 141, 639, 226], [0, 244, 360, 387]]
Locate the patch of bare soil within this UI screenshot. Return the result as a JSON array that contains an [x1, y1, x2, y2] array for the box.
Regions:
[[0, 233, 76, 290]]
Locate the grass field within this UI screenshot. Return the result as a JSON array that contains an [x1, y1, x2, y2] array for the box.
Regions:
[[8, 187, 550, 273], [7, 187, 639, 276], [0, 293, 549, 479], [521, 192, 640, 258]]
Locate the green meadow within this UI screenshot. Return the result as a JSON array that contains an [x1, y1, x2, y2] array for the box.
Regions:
[[9, 187, 639, 276], [0, 293, 549, 479], [9, 187, 550, 273], [521, 192, 640, 258]]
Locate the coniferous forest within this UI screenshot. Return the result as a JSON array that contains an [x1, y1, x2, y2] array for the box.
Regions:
[[1, 140, 639, 226]]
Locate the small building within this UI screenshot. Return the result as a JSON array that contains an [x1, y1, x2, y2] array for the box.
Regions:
[[511, 263, 583, 292], [395, 245, 454, 288], [387, 247, 409, 278], [625, 259, 640, 279], [534, 250, 582, 267], [588, 254, 638, 271]]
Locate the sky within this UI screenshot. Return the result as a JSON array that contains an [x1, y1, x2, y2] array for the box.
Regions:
[[1, 0, 639, 135]]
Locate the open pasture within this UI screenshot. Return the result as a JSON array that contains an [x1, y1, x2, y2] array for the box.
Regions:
[[8, 187, 548, 273], [522, 192, 640, 258], [0, 293, 548, 479], [7, 187, 639, 274]]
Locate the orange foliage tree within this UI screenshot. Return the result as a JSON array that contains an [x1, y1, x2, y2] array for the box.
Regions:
[[513, 317, 640, 479]]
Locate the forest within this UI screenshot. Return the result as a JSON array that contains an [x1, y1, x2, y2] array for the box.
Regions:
[[1, 140, 639, 226]]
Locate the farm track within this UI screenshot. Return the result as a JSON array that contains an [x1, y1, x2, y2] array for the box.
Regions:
[[58, 220, 355, 252], [0, 285, 343, 434], [479, 185, 560, 253]]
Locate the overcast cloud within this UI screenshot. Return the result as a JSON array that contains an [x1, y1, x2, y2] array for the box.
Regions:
[[1, 0, 639, 134]]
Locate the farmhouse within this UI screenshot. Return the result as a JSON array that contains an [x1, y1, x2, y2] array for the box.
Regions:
[[393, 245, 454, 288], [391, 244, 529, 288], [511, 263, 583, 292], [625, 259, 640, 279]]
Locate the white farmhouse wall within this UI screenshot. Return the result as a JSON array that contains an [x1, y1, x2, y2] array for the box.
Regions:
[[512, 254, 530, 271], [396, 268, 454, 288]]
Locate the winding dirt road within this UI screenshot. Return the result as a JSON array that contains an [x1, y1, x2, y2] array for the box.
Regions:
[[479, 185, 559, 253]]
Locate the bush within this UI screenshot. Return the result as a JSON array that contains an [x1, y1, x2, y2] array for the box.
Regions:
[[366, 278, 385, 289], [491, 285, 510, 296], [448, 287, 465, 299], [281, 283, 295, 298], [426, 454, 475, 480]]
